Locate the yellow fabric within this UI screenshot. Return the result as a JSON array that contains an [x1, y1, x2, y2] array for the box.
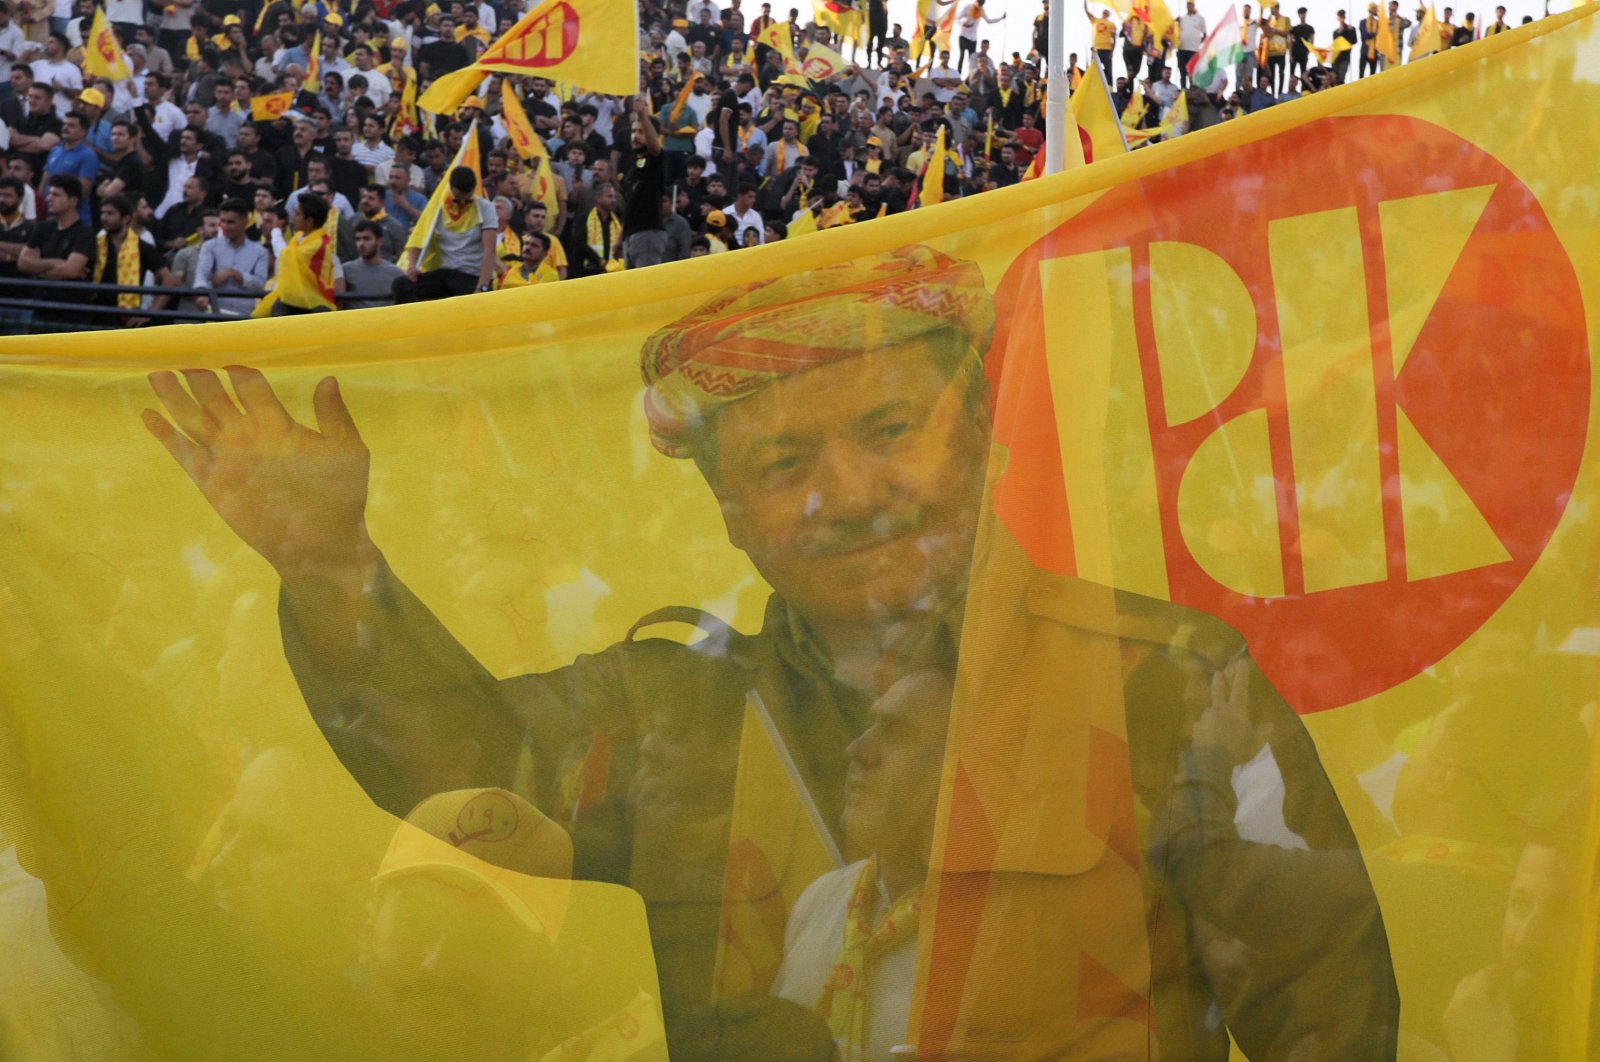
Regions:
[[585, 207, 621, 266], [417, 0, 640, 115], [83, 7, 131, 80], [255, 226, 336, 315], [920, 124, 949, 205], [1412, 5, 1440, 61], [500, 80, 543, 159], [1071, 61, 1128, 163], [815, 857, 921, 1057], [250, 91, 293, 121], [0, 11, 1598, 1061], [94, 229, 142, 309], [712, 699, 841, 997], [405, 120, 483, 271], [499, 259, 559, 287]]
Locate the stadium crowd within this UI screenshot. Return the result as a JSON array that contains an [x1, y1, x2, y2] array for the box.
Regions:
[[0, 0, 1530, 322]]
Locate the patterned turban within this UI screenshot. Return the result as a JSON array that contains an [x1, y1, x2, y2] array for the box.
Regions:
[[640, 245, 996, 459]]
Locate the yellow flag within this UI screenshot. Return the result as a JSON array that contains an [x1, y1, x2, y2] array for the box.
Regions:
[[1412, 5, 1440, 60], [920, 124, 949, 205], [787, 204, 819, 235], [755, 18, 795, 57], [712, 697, 843, 998], [306, 30, 322, 86], [250, 90, 293, 121], [418, 0, 639, 115], [500, 80, 543, 160], [1120, 85, 1148, 128], [796, 39, 849, 81], [2, 10, 1599, 1062], [1071, 61, 1128, 164], [394, 65, 419, 133], [405, 119, 483, 269], [82, 7, 131, 80], [1377, 9, 1400, 62]]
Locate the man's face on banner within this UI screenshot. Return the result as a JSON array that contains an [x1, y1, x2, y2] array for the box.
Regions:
[[706, 335, 988, 627]]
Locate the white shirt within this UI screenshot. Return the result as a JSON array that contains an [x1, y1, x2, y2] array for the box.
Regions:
[[104, 0, 143, 23], [476, 1, 497, 33], [0, 21, 26, 61], [344, 67, 391, 107], [155, 154, 199, 219], [1177, 11, 1207, 50], [772, 862, 917, 1062], [350, 139, 396, 170], [150, 99, 186, 143], [728, 203, 763, 243], [30, 58, 82, 117], [663, 29, 688, 63], [928, 64, 960, 102], [686, 0, 721, 24]]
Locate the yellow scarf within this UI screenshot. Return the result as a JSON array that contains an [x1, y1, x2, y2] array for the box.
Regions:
[[586, 209, 622, 270], [497, 225, 521, 261], [95, 230, 143, 309], [440, 195, 480, 233], [815, 858, 921, 1060], [366, 207, 388, 222]]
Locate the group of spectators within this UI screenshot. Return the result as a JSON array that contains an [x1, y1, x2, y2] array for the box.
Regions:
[[1083, 0, 1528, 125], [0, 0, 1536, 324]]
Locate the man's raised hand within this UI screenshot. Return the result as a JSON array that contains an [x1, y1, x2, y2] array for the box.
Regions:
[[142, 367, 376, 579]]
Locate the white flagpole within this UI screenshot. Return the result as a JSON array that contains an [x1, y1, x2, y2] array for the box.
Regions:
[[1045, 0, 1069, 173]]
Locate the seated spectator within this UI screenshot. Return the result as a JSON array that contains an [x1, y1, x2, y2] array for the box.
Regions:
[[0, 176, 36, 277], [341, 218, 404, 308], [41, 110, 98, 222], [167, 208, 220, 314], [155, 175, 214, 255], [498, 231, 559, 289], [355, 182, 407, 262]]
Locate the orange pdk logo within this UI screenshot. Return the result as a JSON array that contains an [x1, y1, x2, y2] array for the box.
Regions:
[[493, 1, 581, 67], [990, 115, 1589, 712]]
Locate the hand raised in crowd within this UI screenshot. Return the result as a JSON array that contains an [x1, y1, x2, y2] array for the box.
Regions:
[[142, 367, 376, 579]]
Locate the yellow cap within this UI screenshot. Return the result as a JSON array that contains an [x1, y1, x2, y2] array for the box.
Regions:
[[461, 94, 486, 109], [706, 209, 727, 227], [77, 86, 107, 108], [222, 13, 241, 24], [324, 10, 344, 24]]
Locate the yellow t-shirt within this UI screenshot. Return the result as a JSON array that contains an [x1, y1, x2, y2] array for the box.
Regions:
[[1091, 17, 1115, 49], [1268, 14, 1291, 55], [499, 261, 560, 288]]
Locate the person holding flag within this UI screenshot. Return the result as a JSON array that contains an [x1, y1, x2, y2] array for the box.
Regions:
[[255, 192, 341, 316], [395, 163, 496, 301]]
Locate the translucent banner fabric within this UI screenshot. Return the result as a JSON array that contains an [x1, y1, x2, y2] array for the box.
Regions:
[[2, 10, 1597, 1060]]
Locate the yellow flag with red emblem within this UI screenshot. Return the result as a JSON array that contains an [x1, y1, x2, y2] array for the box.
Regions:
[[419, 0, 639, 115], [250, 90, 293, 121], [500, 80, 543, 160], [83, 7, 130, 80]]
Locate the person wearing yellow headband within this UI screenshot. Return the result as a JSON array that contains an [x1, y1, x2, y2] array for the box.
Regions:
[[146, 245, 1395, 1058]]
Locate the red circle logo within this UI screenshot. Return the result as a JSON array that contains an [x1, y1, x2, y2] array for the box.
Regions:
[[988, 115, 1589, 712]]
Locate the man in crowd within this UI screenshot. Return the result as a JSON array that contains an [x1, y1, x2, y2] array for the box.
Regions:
[[394, 165, 495, 301], [195, 197, 270, 317], [341, 218, 403, 308]]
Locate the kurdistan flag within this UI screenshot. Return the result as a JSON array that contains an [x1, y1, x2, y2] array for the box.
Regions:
[[1, 6, 1598, 1061], [1187, 4, 1242, 91]]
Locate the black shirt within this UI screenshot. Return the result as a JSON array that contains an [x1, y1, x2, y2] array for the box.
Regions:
[[621, 149, 664, 236], [106, 152, 148, 197], [15, 109, 63, 175], [26, 217, 95, 301], [0, 214, 35, 278], [1291, 21, 1316, 57], [91, 233, 166, 305], [417, 38, 470, 77]]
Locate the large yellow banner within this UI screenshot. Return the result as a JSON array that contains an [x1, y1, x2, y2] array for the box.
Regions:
[[1, 8, 1597, 1061]]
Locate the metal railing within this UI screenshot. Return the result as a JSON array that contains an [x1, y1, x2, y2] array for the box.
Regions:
[[0, 276, 394, 334]]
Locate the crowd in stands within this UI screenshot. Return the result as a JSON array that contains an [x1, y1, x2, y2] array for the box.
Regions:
[[0, 0, 1533, 322]]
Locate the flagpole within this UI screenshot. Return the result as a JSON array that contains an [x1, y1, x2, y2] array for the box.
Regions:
[[1045, 0, 1068, 173]]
